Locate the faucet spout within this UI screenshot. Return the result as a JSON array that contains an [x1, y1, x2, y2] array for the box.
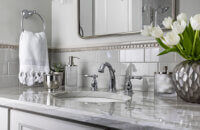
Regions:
[[98, 62, 116, 93]]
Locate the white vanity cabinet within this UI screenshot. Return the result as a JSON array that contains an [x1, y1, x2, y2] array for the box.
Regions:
[[0, 107, 9, 130], [10, 110, 104, 130]]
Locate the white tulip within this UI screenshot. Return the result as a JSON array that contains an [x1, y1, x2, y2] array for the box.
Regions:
[[177, 13, 187, 23], [164, 31, 180, 46], [141, 25, 153, 36], [172, 21, 187, 34], [151, 26, 163, 38], [190, 14, 200, 30], [162, 17, 173, 29]]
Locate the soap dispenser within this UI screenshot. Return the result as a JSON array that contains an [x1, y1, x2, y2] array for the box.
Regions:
[[65, 56, 79, 90]]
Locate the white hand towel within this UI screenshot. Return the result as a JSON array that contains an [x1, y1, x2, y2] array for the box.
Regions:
[[19, 31, 49, 86]]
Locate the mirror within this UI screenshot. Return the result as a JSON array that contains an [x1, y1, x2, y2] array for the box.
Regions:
[[78, 0, 176, 38]]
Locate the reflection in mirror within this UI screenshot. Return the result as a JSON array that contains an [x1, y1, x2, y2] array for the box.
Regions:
[[79, 0, 175, 38]]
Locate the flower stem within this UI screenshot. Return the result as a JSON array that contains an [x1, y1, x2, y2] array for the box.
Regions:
[[180, 34, 184, 40], [176, 44, 188, 59], [176, 44, 184, 55], [192, 30, 199, 57]]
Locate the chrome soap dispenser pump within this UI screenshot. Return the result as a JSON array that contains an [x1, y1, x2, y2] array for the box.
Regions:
[[65, 56, 80, 90]]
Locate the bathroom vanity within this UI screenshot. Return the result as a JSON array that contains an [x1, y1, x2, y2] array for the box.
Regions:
[[0, 86, 199, 130], [1, 0, 200, 130], [10, 110, 102, 130], [0, 107, 8, 130]]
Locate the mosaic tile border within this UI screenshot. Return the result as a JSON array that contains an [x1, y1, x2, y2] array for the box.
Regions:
[[49, 41, 159, 53], [0, 41, 159, 52], [0, 44, 18, 49]]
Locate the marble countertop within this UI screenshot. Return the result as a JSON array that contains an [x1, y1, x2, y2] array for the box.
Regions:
[[0, 86, 199, 130]]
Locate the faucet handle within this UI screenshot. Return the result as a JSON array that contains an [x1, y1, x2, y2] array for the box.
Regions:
[[84, 74, 98, 91], [125, 75, 143, 93], [84, 74, 98, 79], [128, 76, 143, 80]]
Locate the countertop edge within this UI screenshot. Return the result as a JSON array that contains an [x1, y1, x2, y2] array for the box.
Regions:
[[0, 97, 172, 130]]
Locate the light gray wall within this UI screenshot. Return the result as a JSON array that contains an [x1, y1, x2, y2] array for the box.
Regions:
[[0, 0, 52, 46], [178, 0, 200, 17], [52, 0, 153, 48], [52, 0, 200, 48], [1, 0, 200, 48]]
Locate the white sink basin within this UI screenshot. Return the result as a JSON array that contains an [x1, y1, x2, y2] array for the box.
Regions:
[[52, 91, 131, 103]]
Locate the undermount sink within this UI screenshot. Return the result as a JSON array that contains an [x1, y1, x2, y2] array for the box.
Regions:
[[52, 91, 131, 103]]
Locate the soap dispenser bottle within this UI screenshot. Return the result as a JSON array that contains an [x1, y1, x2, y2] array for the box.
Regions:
[[65, 56, 79, 90]]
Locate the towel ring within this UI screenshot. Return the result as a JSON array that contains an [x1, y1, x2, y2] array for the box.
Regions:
[[21, 10, 46, 32]]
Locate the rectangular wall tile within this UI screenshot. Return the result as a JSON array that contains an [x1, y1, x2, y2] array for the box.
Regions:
[[50, 52, 70, 65], [0, 49, 18, 62], [78, 62, 99, 75], [66, 51, 98, 63], [9, 49, 19, 62], [159, 47, 176, 63], [0, 62, 7, 75], [8, 62, 19, 75], [120, 49, 144, 62], [120, 63, 158, 76], [0, 49, 10, 62], [79, 51, 98, 63], [77, 74, 90, 88], [159, 62, 178, 72], [132, 77, 155, 92], [97, 50, 119, 63], [96, 74, 110, 89], [145, 48, 159, 62], [116, 76, 126, 89], [0, 76, 18, 88]]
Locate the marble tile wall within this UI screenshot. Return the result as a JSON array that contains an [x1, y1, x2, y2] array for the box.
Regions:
[[0, 48, 19, 87], [0, 44, 184, 90], [50, 47, 184, 92]]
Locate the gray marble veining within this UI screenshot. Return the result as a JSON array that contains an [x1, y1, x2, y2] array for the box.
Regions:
[[0, 86, 199, 130]]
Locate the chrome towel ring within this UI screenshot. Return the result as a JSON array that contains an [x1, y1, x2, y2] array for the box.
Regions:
[[21, 9, 46, 32]]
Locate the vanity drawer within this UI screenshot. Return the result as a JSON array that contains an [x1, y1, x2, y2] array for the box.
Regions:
[[10, 110, 104, 130]]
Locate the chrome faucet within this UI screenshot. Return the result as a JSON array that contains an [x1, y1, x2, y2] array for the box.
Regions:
[[98, 62, 116, 93]]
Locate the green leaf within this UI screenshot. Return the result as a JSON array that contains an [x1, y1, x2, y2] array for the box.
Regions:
[[156, 38, 170, 50], [158, 47, 177, 56], [51, 63, 65, 72], [174, 45, 192, 60], [192, 31, 200, 58], [195, 33, 200, 56], [187, 23, 195, 42], [182, 30, 193, 55]]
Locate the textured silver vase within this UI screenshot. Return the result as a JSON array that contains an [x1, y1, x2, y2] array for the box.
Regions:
[[173, 60, 200, 103]]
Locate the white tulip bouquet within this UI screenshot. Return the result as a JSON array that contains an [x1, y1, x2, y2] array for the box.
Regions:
[[141, 13, 200, 61]]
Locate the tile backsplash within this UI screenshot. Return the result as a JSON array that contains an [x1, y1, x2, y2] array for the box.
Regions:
[[0, 43, 184, 91], [50, 46, 184, 92], [0, 48, 19, 87]]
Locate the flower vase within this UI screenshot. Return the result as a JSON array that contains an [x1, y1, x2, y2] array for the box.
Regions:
[[173, 60, 200, 103]]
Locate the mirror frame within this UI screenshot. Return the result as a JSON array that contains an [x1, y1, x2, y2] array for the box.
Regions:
[[78, 0, 176, 39]]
